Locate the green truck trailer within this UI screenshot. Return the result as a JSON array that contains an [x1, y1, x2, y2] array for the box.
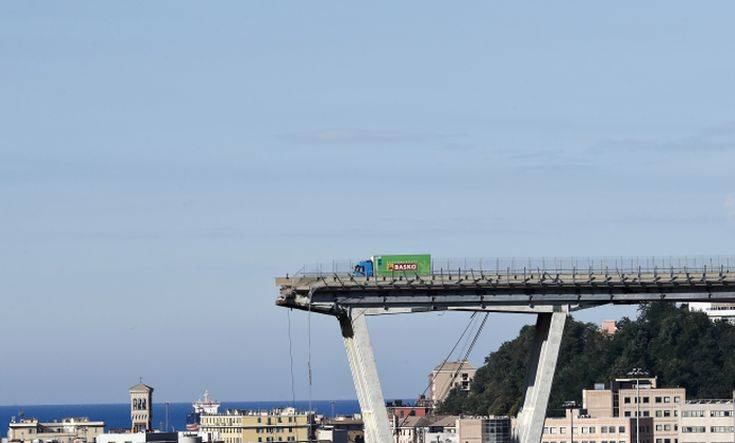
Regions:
[[352, 254, 431, 277]]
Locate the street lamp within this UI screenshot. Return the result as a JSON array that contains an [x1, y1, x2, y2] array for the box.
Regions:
[[627, 368, 650, 443], [563, 401, 578, 443]]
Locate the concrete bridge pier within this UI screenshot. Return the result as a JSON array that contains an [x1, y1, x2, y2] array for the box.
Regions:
[[339, 308, 392, 443], [516, 310, 568, 443]]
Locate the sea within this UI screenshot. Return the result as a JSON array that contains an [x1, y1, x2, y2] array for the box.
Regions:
[[0, 400, 362, 434]]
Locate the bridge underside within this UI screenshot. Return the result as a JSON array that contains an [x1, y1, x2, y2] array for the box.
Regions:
[[276, 266, 735, 443], [277, 269, 735, 315]]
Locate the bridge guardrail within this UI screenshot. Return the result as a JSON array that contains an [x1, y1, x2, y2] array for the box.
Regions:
[[294, 255, 735, 278]]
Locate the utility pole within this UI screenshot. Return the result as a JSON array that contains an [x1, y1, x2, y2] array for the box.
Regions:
[[627, 368, 649, 443], [563, 401, 578, 443]]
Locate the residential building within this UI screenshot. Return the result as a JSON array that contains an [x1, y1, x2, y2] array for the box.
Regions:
[[392, 416, 458, 443], [6, 417, 105, 443], [679, 399, 735, 443], [428, 361, 477, 406], [456, 416, 511, 443], [199, 408, 315, 443], [319, 417, 362, 443], [541, 409, 653, 443], [130, 383, 154, 433], [583, 377, 685, 443], [316, 427, 348, 443], [387, 400, 432, 420]]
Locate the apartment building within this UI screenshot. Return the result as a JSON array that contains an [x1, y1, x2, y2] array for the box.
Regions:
[[6, 417, 105, 443], [318, 417, 362, 443], [387, 399, 432, 420], [456, 417, 511, 443], [392, 415, 511, 443], [679, 399, 735, 443], [199, 408, 314, 443], [393, 415, 458, 443], [541, 409, 653, 443], [428, 361, 477, 405], [583, 377, 685, 443]]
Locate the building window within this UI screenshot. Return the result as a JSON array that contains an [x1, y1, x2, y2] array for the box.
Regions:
[[655, 397, 662, 403], [625, 397, 631, 404], [681, 427, 705, 433]]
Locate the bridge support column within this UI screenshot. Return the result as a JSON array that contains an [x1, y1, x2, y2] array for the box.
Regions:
[[517, 311, 567, 443], [339, 308, 392, 443]]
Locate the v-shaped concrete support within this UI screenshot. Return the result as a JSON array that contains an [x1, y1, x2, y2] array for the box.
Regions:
[[516, 311, 567, 443], [339, 308, 392, 443]]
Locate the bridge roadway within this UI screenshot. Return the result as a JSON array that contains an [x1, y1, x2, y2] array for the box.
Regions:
[[276, 267, 735, 314], [275, 260, 734, 443]]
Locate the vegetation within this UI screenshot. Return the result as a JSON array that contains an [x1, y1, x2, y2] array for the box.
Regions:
[[437, 302, 735, 417]]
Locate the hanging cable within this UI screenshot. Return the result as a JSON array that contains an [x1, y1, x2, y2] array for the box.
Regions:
[[395, 312, 479, 434], [443, 312, 490, 396], [307, 291, 313, 414], [287, 309, 296, 408]]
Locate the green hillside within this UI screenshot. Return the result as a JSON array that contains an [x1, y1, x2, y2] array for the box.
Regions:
[[437, 302, 735, 417]]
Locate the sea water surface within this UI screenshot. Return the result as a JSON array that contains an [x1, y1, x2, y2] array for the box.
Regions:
[[0, 400, 361, 434]]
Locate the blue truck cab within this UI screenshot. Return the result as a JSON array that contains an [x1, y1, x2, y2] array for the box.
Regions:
[[353, 259, 374, 277]]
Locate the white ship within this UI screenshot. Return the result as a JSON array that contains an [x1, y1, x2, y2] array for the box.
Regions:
[[187, 390, 220, 431]]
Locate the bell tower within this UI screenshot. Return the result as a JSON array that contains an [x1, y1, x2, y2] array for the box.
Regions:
[[129, 380, 154, 432]]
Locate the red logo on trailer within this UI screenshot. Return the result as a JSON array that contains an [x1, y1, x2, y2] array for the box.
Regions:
[[388, 262, 418, 271]]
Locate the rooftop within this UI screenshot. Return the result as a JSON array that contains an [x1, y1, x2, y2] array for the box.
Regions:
[[206, 407, 312, 417], [685, 399, 734, 404], [395, 415, 459, 429], [129, 383, 154, 393], [434, 360, 476, 372]]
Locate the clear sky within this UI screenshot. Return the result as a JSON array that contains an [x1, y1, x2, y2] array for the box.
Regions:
[[2, 2, 735, 406]]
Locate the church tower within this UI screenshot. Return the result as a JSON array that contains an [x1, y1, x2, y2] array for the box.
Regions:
[[129, 381, 154, 432]]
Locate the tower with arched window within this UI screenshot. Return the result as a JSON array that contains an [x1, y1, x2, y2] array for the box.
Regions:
[[130, 381, 154, 432]]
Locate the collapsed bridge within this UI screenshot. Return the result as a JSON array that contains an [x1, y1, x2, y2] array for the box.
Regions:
[[275, 256, 735, 443]]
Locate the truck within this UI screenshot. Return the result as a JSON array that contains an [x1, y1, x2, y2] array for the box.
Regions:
[[352, 254, 431, 277]]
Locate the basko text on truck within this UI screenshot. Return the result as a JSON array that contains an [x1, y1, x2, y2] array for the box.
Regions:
[[352, 254, 431, 277]]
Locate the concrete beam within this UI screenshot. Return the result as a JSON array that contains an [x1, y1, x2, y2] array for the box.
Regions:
[[517, 311, 567, 443], [339, 309, 392, 443]]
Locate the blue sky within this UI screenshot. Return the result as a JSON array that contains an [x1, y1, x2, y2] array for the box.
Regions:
[[1, 2, 735, 405]]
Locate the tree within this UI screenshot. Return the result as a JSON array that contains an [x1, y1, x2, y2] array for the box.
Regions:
[[437, 303, 735, 416]]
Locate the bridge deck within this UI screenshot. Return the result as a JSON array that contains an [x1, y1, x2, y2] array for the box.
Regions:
[[276, 267, 735, 315]]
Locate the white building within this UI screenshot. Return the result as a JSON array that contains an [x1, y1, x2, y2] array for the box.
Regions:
[[679, 399, 735, 443], [687, 303, 735, 324], [6, 417, 105, 443]]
